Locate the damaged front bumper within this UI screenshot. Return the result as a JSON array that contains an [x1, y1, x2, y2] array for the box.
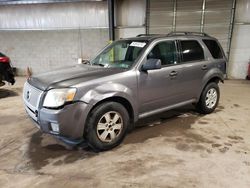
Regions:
[[26, 102, 88, 145], [25, 101, 91, 146], [23, 81, 92, 146]]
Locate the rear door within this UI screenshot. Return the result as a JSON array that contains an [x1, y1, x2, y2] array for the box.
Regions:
[[176, 39, 209, 101], [202, 39, 227, 74]]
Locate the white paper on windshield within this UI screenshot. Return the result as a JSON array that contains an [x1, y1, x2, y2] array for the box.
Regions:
[[130, 42, 146, 48]]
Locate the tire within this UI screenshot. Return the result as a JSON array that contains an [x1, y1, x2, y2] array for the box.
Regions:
[[196, 82, 220, 114], [85, 102, 129, 151]]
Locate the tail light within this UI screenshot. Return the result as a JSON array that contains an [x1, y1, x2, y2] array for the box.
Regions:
[[0, 57, 10, 63]]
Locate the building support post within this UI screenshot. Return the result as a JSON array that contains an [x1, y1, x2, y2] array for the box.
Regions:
[[200, 0, 206, 32], [145, 0, 150, 34], [226, 0, 236, 78], [227, 0, 236, 58], [172, 0, 177, 32], [108, 0, 115, 41]]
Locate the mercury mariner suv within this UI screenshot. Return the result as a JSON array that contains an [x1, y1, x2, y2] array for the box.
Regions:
[[23, 32, 226, 151]]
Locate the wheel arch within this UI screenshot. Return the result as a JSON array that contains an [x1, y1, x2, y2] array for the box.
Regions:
[[206, 76, 224, 85], [85, 96, 135, 134], [197, 73, 224, 102]]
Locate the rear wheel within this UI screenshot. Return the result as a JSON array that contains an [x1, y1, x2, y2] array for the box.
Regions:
[[196, 82, 220, 114], [85, 102, 129, 151]]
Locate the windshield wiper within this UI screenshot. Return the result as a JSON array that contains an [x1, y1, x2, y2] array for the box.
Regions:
[[82, 60, 90, 64], [92, 63, 105, 67]]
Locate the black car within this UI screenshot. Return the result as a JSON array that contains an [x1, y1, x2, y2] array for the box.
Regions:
[[0, 52, 15, 86]]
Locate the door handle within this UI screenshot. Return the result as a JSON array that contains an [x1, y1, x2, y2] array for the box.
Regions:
[[169, 71, 178, 77], [202, 65, 208, 70]]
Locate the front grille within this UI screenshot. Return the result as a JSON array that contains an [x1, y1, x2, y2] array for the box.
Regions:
[[23, 81, 43, 121], [23, 82, 43, 108]]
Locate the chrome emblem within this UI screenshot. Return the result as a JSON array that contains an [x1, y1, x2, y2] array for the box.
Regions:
[[26, 90, 31, 101]]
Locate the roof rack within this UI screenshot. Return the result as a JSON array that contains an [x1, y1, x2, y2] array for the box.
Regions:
[[167, 31, 210, 37], [136, 32, 210, 38]]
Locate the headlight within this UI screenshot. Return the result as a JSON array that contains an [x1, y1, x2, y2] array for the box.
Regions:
[[43, 88, 76, 108]]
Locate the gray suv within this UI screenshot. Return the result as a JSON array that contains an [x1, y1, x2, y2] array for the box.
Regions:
[[23, 32, 226, 151]]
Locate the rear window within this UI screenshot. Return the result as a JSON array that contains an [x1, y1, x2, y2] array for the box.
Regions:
[[180, 40, 204, 62], [203, 39, 223, 59]]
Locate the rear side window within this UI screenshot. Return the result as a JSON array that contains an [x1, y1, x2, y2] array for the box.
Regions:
[[180, 40, 204, 62], [203, 39, 223, 59]]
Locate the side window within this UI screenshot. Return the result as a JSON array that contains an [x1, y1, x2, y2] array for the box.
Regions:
[[180, 40, 204, 62], [203, 39, 223, 59], [147, 41, 178, 66]]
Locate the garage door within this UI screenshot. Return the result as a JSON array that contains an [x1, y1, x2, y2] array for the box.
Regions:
[[148, 0, 174, 34], [148, 0, 233, 55], [203, 0, 233, 54]]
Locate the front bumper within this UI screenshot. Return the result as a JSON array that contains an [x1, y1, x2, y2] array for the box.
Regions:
[[25, 102, 90, 141]]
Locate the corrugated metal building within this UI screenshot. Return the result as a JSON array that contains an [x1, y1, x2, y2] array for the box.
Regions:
[[0, 0, 249, 79]]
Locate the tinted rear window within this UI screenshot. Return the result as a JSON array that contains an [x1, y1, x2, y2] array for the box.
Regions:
[[203, 39, 223, 59], [180, 40, 204, 62]]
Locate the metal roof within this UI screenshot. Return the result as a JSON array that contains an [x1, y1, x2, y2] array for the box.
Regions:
[[0, 0, 103, 5]]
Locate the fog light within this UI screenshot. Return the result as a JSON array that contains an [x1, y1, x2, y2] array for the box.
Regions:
[[51, 123, 59, 132]]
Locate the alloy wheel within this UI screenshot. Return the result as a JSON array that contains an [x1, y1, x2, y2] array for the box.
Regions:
[[96, 111, 123, 143], [205, 88, 218, 109]]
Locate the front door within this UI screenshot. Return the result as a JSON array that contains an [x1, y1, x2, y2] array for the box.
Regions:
[[137, 40, 182, 114]]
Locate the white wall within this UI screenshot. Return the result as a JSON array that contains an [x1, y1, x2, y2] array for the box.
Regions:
[[0, 1, 108, 29], [115, 27, 145, 39], [229, 0, 250, 79], [0, 29, 109, 75], [0, 2, 109, 75]]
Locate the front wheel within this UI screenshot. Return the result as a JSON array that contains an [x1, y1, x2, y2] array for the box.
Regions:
[[85, 102, 129, 151], [196, 82, 220, 114]]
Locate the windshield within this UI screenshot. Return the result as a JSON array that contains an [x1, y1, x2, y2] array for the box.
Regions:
[[91, 40, 148, 69]]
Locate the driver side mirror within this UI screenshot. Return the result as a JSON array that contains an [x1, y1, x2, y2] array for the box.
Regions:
[[141, 58, 162, 71]]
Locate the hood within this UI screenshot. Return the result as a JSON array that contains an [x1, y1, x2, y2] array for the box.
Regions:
[[28, 64, 125, 91]]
